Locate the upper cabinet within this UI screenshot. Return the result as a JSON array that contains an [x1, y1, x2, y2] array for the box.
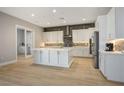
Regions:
[[43, 31, 63, 43], [96, 8, 124, 51], [72, 30, 78, 43], [72, 28, 95, 43], [57, 31, 63, 43], [115, 8, 124, 38], [107, 8, 116, 40], [96, 15, 107, 50], [107, 8, 124, 39]]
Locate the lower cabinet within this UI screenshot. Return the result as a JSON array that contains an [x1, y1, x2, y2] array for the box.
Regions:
[[58, 51, 68, 66], [73, 47, 92, 57], [49, 50, 58, 66], [33, 49, 73, 68], [99, 51, 124, 83], [32, 50, 41, 64], [99, 53, 106, 76], [105, 54, 122, 82], [41, 49, 49, 65]]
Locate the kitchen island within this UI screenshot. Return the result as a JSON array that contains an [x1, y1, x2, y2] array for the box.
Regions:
[[32, 47, 74, 68]]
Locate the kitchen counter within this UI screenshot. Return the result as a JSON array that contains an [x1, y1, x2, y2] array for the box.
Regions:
[[32, 47, 74, 68], [99, 50, 124, 83], [32, 47, 74, 52], [99, 50, 124, 55]]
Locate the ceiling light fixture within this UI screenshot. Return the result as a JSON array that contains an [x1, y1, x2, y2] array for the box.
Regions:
[[53, 9, 56, 13], [31, 13, 35, 17], [47, 22, 50, 25], [82, 18, 86, 21], [63, 20, 66, 23]]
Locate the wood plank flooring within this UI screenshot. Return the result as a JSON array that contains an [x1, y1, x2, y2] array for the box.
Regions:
[[0, 57, 123, 86]]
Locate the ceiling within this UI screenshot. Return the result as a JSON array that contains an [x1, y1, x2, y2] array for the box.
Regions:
[[0, 7, 111, 27]]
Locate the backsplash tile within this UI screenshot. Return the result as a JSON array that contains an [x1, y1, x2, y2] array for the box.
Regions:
[[114, 39, 124, 51]]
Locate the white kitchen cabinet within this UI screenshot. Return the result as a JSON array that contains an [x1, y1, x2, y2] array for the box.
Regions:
[[32, 50, 41, 64], [50, 32, 57, 42], [57, 31, 63, 43], [49, 50, 58, 66], [120, 58, 124, 82], [107, 8, 115, 40], [72, 30, 78, 43], [32, 48, 73, 68], [58, 51, 68, 66], [107, 8, 124, 39], [105, 54, 121, 82], [43, 31, 63, 43], [72, 28, 95, 43], [96, 15, 107, 51], [41, 49, 49, 65], [44, 32, 53, 43], [83, 47, 92, 57], [99, 51, 124, 83], [99, 52, 106, 76], [78, 30, 87, 41], [73, 47, 92, 57], [43, 32, 48, 42], [73, 47, 82, 56], [79, 29, 91, 41], [115, 8, 124, 38]]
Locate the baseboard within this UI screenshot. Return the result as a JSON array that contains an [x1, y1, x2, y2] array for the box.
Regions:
[[0, 60, 17, 67]]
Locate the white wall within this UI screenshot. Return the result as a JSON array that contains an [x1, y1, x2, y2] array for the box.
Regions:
[[0, 11, 43, 63]]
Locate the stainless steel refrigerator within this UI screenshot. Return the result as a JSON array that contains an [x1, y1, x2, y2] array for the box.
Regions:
[[90, 31, 99, 68]]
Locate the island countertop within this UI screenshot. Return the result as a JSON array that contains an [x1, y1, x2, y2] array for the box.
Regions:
[[32, 47, 74, 51]]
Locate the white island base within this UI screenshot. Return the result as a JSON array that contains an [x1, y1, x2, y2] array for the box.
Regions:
[[32, 48, 74, 68]]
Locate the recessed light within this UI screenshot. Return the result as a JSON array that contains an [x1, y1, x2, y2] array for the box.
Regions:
[[31, 14, 35, 17], [63, 20, 66, 23], [47, 22, 50, 25], [82, 18, 86, 21], [53, 9, 56, 13]]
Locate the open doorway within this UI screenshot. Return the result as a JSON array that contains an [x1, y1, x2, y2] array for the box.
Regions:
[[17, 28, 25, 58], [26, 30, 33, 57], [16, 25, 34, 60]]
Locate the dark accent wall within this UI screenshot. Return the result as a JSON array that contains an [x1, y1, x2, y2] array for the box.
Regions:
[[44, 23, 95, 47], [44, 23, 95, 32], [44, 26, 66, 32]]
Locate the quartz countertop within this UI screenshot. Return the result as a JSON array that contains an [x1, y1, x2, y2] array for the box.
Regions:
[[99, 50, 124, 55], [32, 47, 74, 51]]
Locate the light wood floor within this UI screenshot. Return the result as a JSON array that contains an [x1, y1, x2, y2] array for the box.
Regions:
[[0, 57, 123, 86]]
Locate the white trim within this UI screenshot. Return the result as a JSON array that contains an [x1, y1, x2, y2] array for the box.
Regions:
[[0, 60, 16, 67], [15, 25, 35, 59]]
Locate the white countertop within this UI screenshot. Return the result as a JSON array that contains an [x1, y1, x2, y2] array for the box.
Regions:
[[99, 50, 124, 55], [32, 47, 74, 51]]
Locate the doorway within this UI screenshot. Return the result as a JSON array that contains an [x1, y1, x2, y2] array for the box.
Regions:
[[16, 25, 35, 60], [17, 28, 25, 58], [25, 30, 33, 57]]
